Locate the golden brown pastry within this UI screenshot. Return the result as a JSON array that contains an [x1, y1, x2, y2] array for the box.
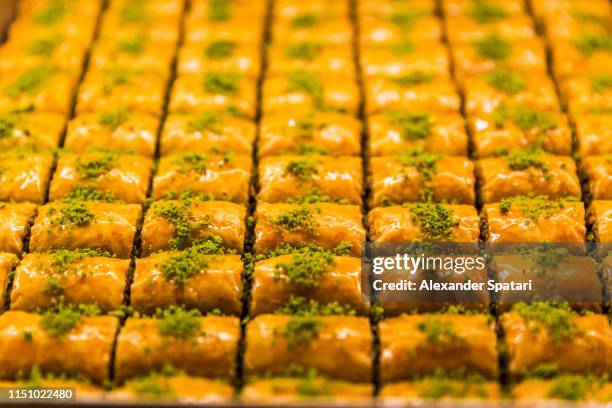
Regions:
[[483, 196, 586, 244], [380, 378, 501, 401], [359, 16, 442, 45], [184, 17, 264, 45], [477, 151, 580, 203], [511, 377, 612, 402], [170, 73, 257, 118], [241, 378, 373, 404], [574, 113, 612, 158], [131, 252, 243, 315], [368, 111, 468, 156], [361, 42, 449, 78], [141, 200, 246, 256], [364, 74, 460, 114], [379, 314, 499, 383], [49, 152, 153, 204], [268, 43, 354, 77], [368, 204, 480, 243], [560, 75, 612, 115], [0, 253, 18, 307], [152, 153, 251, 204], [114, 314, 240, 383], [442, 0, 525, 18], [29, 202, 141, 258], [258, 155, 362, 205], [254, 203, 365, 256], [552, 36, 612, 79], [359, 0, 436, 19], [588, 200, 612, 243], [445, 15, 536, 44], [272, 16, 352, 45], [0, 111, 64, 151], [250, 254, 369, 316], [64, 111, 159, 157], [161, 113, 256, 156], [501, 303, 612, 376], [369, 154, 475, 206], [178, 40, 261, 77], [0, 33, 86, 73], [583, 156, 612, 200], [470, 107, 572, 158], [0, 311, 118, 384], [0, 202, 37, 255], [0, 152, 53, 204], [191, 0, 267, 20], [275, 0, 349, 20], [243, 314, 372, 381], [259, 112, 362, 157], [10, 251, 129, 312]]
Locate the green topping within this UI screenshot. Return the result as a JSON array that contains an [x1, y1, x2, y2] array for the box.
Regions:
[[102, 68, 133, 95], [203, 72, 241, 95], [389, 10, 423, 27], [591, 74, 612, 92], [118, 33, 147, 55], [160, 247, 210, 286], [391, 41, 415, 54], [156, 307, 202, 339], [4, 66, 57, 97], [274, 248, 335, 287], [397, 148, 441, 182], [0, 112, 19, 139], [512, 302, 578, 343], [44, 277, 63, 296], [285, 159, 319, 181], [63, 183, 117, 202], [270, 207, 316, 234], [128, 376, 174, 400], [50, 248, 112, 273], [187, 112, 220, 133], [417, 316, 460, 345], [49, 202, 95, 228], [492, 105, 557, 131], [276, 296, 356, 316], [154, 201, 196, 251], [97, 108, 129, 129], [205, 40, 236, 59], [548, 375, 606, 401], [27, 35, 63, 57], [505, 148, 550, 179], [387, 111, 433, 140], [573, 34, 612, 57], [40, 303, 100, 337], [291, 13, 318, 29], [121, 0, 147, 23], [488, 69, 525, 95], [285, 42, 323, 60], [287, 71, 324, 108], [75, 151, 118, 179], [408, 203, 456, 241], [469, 1, 508, 23], [34, 1, 68, 25], [473, 34, 511, 61], [284, 316, 320, 349], [286, 188, 349, 205], [173, 152, 208, 174], [392, 71, 435, 87], [209, 0, 231, 21], [498, 194, 574, 221], [419, 373, 488, 399], [23, 331, 33, 342], [515, 243, 571, 270]]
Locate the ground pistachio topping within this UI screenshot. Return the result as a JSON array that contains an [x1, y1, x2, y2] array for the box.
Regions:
[[387, 111, 433, 140], [291, 13, 319, 29], [156, 306, 202, 339], [160, 246, 210, 286], [49, 202, 95, 228], [389, 10, 424, 27], [391, 41, 415, 55], [287, 70, 324, 108], [118, 33, 147, 55], [187, 111, 222, 133], [573, 34, 612, 58], [591, 74, 612, 92], [27, 34, 63, 57], [154, 201, 204, 251], [270, 206, 316, 234], [284, 158, 319, 181], [473, 33, 511, 61], [505, 148, 551, 179], [468, 0, 507, 23], [97, 108, 129, 129], [75, 151, 118, 179], [40, 302, 101, 337], [203, 71, 241, 95], [276, 296, 356, 316], [512, 302, 578, 343], [173, 152, 208, 174], [286, 188, 348, 205], [392, 71, 435, 87], [273, 247, 335, 287], [209, 0, 231, 21], [63, 182, 117, 203], [418, 372, 488, 399], [284, 316, 321, 349], [492, 105, 557, 131], [548, 374, 607, 401], [49, 248, 112, 274], [488, 69, 525, 95], [285, 42, 323, 59], [408, 203, 457, 241], [121, 0, 148, 23], [4, 66, 57, 97], [0, 112, 19, 139], [34, 0, 68, 26], [417, 316, 460, 345], [498, 194, 575, 221], [397, 148, 441, 182], [205, 40, 236, 59]]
